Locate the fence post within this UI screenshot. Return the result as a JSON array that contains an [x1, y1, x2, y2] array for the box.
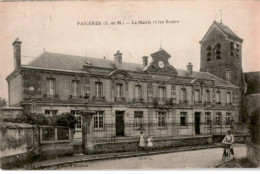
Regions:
[[82, 111, 95, 154]]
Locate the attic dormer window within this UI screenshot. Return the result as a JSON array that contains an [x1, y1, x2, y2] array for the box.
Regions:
[[215, 43, 221, 59], [206, 46, 212, 61]]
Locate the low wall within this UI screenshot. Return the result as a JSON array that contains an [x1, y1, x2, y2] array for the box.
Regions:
[[39, 143, 74, 157], [38, 126, 74, 158], [247, 143, 260, 167], [212, 134, 250, 143], [92, 135, 212, 154], [0, 122, 33, 169], [1, 124, 74, 169]]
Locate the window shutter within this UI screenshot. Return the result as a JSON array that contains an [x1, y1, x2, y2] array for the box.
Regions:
[[77, 81, 80, 96], [70, 81, 73, 96], [46, 79, 49, 94]]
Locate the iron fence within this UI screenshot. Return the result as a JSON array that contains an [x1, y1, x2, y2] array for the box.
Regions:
[[92, 122, 231, 143]]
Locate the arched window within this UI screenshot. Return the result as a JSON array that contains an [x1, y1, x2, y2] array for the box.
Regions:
[[230, 42, 234, 56], [215, 43, 221, 59], [236, 44, 240, 58], [206, 46, 212, 61]]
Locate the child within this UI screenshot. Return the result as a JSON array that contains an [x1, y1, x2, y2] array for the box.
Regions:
[[147, 136, 153, 152]]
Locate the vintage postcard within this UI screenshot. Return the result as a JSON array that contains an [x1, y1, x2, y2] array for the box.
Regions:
[[0, 0, 259, 170]]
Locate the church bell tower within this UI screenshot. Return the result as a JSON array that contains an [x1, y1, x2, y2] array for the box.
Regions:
[[200, 21, 244, 88]]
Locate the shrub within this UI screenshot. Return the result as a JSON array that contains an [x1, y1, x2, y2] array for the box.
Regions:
[[3, 111, 77, 129]]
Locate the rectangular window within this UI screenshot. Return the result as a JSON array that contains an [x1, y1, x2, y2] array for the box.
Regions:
[[226, 113, 231, 125], [47, 78, 55, 95], [116, 84, 123, 98], [180, 112, 187, 126], [95, 82, 103, 98], [181, 88, 186, 101], [134, 111, 143, 127], [216, 112, 221, 125], [205, 112, 211, 125], [206, 90, 210, 102], [72, 80, 79, 97], [71, 110, 82, 129], [226, 92, 231, 104], [158, 87, 166, 100], [45, 110, 58, 116], [158, 112, 166, 127], [94, 111, 104, 128], [195, 89, 200, 102], [135, 85, 142, 99], [216, 91, 221, 103]]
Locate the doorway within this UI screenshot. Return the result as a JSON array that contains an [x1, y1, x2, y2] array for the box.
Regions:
[[195, 112, 201, 135], [116, 111, 125, 136]]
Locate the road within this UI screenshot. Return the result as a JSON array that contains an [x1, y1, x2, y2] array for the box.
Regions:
[[59, 144, 246, 169]]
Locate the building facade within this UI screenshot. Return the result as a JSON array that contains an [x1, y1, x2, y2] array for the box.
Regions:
[[6, 22, 241, 144]]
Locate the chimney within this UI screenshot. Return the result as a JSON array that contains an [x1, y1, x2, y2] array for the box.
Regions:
[[187, 62, 193, 75], [114, 50, 122, 68], [142, 56, 148, 68], [12, 38, 22, 69], [226, 68, 232, 83]]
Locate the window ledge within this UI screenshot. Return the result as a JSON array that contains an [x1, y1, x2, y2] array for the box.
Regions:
[[133, 127, 143, 130], [157, 127, 167, 130], [92, 97, 106, 101], [94, 128, 105, 131], [40, 140, 70, 144], [179, 126, 188, 128], [203, 125, 211, 128]]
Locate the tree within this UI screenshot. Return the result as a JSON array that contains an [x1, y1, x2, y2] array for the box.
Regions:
[[0, 97, 7, 108]]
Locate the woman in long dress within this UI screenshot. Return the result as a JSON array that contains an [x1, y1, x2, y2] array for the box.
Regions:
[[139, 131, 145, 151]]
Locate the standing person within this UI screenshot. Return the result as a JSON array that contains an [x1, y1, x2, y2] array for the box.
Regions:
[[147, 136, 153, 152], [138, 131, 145, 151], [222, 130, 235, 159]]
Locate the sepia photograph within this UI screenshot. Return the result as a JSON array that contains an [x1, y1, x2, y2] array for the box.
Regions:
[[0, 0, 259, 170]]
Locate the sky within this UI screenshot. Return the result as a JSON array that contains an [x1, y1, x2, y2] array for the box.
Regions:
[[0, 0, 259, 102]]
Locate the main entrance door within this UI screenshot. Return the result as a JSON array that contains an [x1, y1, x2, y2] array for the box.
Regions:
[[195, 112, 201, 135], [116, 111, 125, 136]]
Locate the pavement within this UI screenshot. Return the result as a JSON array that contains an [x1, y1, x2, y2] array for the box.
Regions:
[[26, 143, 247, 169]]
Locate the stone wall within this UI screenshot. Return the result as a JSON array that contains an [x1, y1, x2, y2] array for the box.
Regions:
[[0, 122, 33, 169], [92, 135, 212, 154], [247, 143, 260, 167], [0, 124, 74, 169], [37, 126, 74, 158]]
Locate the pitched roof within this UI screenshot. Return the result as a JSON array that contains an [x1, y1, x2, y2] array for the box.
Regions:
[[151, 49, 171, 59], [214, 21, 243, 42], [201, 21, 243, 43], [25, 52, 237, 88], [27, 52, 143, 72]]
